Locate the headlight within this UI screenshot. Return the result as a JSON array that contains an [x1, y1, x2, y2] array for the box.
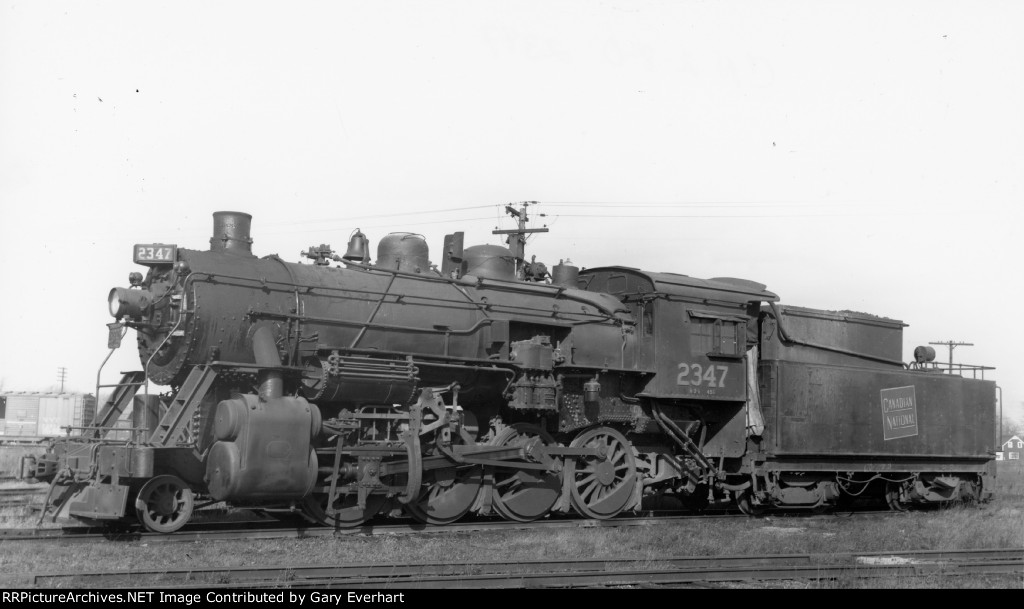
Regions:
[[108, 287, 153, 319], [108, 288, 124, 318]]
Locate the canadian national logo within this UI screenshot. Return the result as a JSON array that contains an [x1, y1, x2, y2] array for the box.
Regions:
[[881, 386, 918, 440]]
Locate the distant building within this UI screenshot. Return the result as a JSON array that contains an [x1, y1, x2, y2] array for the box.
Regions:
[[996, 435, 1023, 461]]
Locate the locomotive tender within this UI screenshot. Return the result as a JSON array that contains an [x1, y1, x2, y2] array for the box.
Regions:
[[27, 208, 998, 532]]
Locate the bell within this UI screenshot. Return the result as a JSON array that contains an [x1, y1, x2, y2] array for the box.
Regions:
[[342, 229, 370, 262]]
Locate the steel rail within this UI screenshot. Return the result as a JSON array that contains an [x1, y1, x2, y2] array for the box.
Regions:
[[298, 559, 1022, 589], [0, 509, 906, 544], [0, 488, 46, 496], [8, 548, 1021, 589], [288, 561, 1023, 589], [0, 514, 717, 544], [0, 499, 36, 508], [0, 487, 47, 507]]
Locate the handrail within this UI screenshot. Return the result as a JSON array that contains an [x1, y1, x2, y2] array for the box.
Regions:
[[94, 326, 128, 408], [909, 362, 996, 379]]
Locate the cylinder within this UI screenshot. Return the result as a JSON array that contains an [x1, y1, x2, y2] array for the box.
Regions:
[[210, 211, 253, 254], [205, 394, 320, 501], [462, 244, 516, 280], [213, 398, 246, 442], [552, 259, 580, 288], [376, 233, 430, 273]]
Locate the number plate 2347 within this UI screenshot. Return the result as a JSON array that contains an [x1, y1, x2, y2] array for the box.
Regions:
[[677, 362, 729, 389], [134, 244, 177, 264]]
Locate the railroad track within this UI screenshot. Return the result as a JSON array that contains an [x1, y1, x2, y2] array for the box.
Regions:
[[0, 509, 897, 544], [0, 487, 47, 497], [5, 548, 1021, 588], [0, 500, 35, 508], [0, 487, 47, 508], [0, 513, 739, 543]]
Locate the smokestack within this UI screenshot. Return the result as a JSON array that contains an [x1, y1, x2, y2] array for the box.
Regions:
[[210, 211, 253, 255]]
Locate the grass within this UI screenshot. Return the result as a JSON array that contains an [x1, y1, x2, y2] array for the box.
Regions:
[[1, 462, 1020, 589]]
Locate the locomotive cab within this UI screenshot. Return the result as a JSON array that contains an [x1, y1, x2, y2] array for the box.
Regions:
[[575, 267, 778, 494]]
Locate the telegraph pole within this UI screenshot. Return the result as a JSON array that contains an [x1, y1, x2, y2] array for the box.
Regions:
[[57, 367, 67, 393], [492, 201, 549, 279], [928, 340, 973, 370]]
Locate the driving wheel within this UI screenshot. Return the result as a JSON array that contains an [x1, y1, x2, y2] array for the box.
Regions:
[[566, 426, 638, 519], [405, 463, 484, 525], [489, 423, 563, 522]]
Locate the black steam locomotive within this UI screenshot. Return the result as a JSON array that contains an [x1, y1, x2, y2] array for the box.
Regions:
[[27, 207, 998, 532]]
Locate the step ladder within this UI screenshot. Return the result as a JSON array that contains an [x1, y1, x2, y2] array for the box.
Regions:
[[149, 365, 218, 447]]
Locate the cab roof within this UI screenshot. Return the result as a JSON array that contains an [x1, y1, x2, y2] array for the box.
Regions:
[[579, 266, 779, 305]]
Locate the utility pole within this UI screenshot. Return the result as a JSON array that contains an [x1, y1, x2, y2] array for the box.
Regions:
[[492, 201, 549, 279], [928, 340, 973, 370], [57, 367, 67, 393]]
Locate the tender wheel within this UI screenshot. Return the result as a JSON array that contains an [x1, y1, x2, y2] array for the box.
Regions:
[[405, 463, 484, 525], [134, 475, 194, 533], [958, 478, 980, 505], [566, 426, 638, 520], [885, 481, 910, 512], [489, 423, 563, 522], [301, 492, 386, 528]]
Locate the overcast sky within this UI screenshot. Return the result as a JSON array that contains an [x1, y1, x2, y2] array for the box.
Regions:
[[1, 1, 1021, 423]]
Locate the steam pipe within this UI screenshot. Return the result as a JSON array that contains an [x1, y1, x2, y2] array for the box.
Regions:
[[252, 326, 283, 401]]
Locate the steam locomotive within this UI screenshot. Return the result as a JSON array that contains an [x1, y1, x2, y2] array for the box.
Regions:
[[26, 207, 998, 532]]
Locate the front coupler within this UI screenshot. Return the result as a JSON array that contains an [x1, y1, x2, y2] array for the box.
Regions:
[[35, 439, 156, 523]]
